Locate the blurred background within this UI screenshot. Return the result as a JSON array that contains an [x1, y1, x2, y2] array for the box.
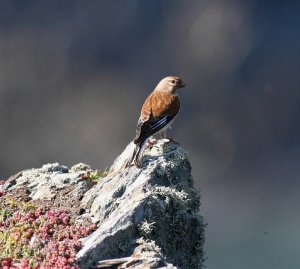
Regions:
[[0, 0, 299, 268]]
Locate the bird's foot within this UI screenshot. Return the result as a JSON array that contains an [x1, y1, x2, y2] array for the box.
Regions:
[[146, 138, 158, 149], [165, 138, 180, 145]]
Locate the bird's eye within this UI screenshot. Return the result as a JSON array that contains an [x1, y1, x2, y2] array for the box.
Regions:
[[171, 80, 175, 84]]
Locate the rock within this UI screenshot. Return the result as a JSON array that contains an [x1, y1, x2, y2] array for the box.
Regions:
[[77, 139, 205, 269], [94, 240, 177, 269], [1, 139, 205, 269], [1, 162, 93, 215]]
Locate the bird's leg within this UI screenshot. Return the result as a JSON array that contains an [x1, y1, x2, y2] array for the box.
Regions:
[[159, 130, 167, 139], [158, 128, 180, 144]]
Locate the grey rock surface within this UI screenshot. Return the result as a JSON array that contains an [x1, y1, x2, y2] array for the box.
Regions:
[[2, 162, 92, 200], [78, 139, 205, 269], [1, 162, 94, 216]]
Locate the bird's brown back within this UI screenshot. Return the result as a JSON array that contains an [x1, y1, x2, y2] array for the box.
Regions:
[[140, 91, 180, 121]]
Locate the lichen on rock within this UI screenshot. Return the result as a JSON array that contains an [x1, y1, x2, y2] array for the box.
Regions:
[[77, 139, 205, 269]]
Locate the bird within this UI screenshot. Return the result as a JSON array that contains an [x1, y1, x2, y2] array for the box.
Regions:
[[129, 76, 186, 168]]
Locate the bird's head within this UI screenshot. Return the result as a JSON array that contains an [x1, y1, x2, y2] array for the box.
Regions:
[[155, 76, 186, 94]]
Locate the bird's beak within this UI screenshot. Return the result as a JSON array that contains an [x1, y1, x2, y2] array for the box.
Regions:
[[180, 81, 186, 88]]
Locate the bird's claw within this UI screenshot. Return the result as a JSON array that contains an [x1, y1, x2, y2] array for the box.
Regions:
[[146, 139, 158, 149], [165, 138, 180, 145]]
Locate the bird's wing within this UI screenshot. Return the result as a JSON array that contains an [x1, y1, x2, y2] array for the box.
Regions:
[[134, 92, 180, 144], [134, 115, 175, 144]]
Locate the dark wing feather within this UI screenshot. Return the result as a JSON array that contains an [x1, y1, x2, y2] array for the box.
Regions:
[[134, 115, 174, 144]]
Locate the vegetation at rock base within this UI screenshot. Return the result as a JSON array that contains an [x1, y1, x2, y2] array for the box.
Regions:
[[0, 180, 96, 269], [79, 169, 108, 184]]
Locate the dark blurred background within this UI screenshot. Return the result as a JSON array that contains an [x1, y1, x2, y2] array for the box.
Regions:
[[0, 0, 299, 268]]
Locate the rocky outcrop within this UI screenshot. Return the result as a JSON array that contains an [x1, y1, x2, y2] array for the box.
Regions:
[[1, 139, 205, 269]]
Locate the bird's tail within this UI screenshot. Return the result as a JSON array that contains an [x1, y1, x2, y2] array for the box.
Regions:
[[128, 140, 147, 168]]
